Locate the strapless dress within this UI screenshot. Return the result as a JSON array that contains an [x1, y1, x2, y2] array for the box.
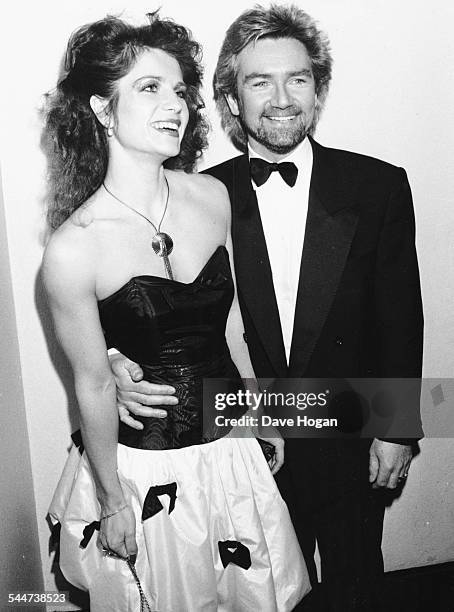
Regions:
[[49, 246, 310, 611]]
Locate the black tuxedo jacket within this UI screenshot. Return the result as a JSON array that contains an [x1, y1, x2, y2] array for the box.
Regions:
[[204, 137, 424, 438]]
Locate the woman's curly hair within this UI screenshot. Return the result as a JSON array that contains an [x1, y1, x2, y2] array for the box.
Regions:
[[44, 12, 209, 230]]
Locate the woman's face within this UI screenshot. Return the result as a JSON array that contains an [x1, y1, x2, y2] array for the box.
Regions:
[[111, 47, 190, 161]]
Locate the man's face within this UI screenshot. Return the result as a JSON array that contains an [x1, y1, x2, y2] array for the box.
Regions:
[[227, 37, 317, 160]]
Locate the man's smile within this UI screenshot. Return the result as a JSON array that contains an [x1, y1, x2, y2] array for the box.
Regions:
[[264, 115, 298, 122]]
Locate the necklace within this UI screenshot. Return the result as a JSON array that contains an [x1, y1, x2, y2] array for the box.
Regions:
[[102, 177, 174, 280]]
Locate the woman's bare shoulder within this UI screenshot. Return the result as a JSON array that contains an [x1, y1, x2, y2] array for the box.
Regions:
[[43, 187, 117, 266], [42, 205, 99, 298], [168, 170, 230, 214], [169, 169, 227, 195]]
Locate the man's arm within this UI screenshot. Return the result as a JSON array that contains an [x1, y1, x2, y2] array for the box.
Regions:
[[370, 167, 423, 489]]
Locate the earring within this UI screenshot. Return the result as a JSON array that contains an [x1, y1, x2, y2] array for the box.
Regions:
[[106, 124, 114, 138]]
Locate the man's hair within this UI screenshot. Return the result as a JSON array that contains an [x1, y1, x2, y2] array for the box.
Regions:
[[44, 12, 208, 230], [213, 4, 332, 151]]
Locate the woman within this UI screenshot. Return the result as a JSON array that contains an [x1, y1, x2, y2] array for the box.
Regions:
[[44, 13, 309, 611]]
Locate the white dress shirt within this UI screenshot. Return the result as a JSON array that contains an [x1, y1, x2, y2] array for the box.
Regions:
[[248, 137, 313, 364]]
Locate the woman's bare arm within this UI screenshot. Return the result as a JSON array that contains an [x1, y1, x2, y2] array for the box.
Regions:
[[42, 227, 137, 557]]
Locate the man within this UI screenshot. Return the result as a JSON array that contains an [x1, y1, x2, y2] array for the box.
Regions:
[[111, 5, 423, 610]]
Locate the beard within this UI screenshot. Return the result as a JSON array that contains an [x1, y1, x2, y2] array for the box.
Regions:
[[240, 109, 312, 155]]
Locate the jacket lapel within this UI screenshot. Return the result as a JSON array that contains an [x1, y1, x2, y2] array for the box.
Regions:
[[230, 155, 288, 377], [288, 139, 359, 376]]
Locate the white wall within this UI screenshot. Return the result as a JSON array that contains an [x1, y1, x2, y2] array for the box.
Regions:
[[0, 167, 45, 608], [1, 0, 453, 602]]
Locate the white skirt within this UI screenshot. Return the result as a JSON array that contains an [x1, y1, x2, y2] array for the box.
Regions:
[[49, 436, 310, 611]]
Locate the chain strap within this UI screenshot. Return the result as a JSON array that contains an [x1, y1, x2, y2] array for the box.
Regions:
[[126, 558, 153, 612]]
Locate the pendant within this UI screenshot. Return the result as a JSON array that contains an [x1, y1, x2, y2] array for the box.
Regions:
[[151, 232, 173, 257], [152, 232, 174, 281]]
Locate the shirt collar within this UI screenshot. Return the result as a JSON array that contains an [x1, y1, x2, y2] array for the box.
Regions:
[[247, 136, 312, 174]]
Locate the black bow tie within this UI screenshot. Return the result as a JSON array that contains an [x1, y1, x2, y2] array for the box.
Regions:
[[249, 157, 298, 187]]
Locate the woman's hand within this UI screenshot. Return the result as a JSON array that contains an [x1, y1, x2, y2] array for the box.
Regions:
[[226, 423, 285, 474], [98, 504, 138, 559], [256, 426, 285, 475]]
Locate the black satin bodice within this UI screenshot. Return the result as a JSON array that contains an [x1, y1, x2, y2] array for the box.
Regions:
[[98, 246, 244, 450]]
